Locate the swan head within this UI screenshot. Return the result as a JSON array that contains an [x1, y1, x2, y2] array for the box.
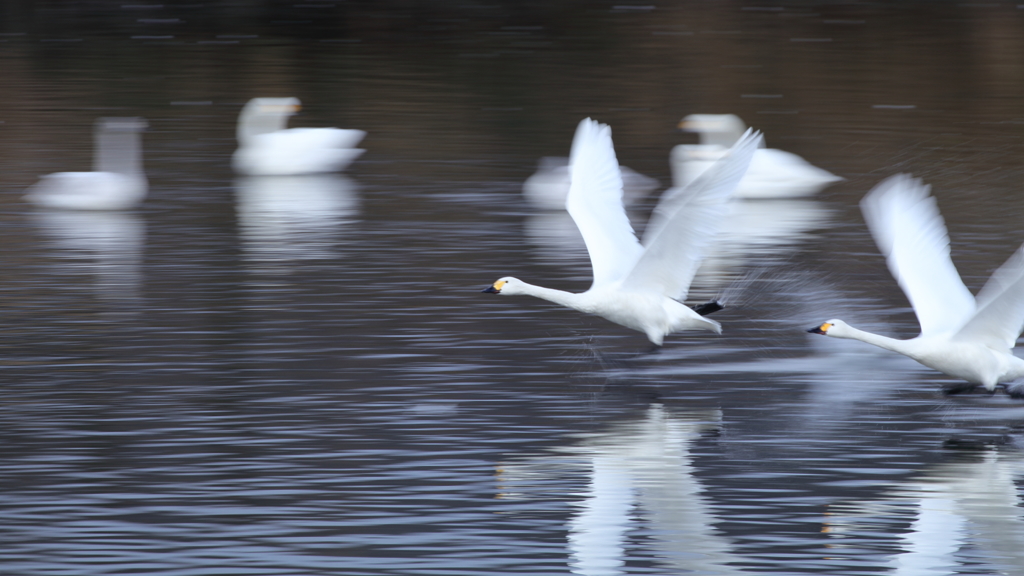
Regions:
[[807, 319, 850, 337], [482, 277, 525, 296], [678, 114, 747, 147], [238, 97, 302, 143]]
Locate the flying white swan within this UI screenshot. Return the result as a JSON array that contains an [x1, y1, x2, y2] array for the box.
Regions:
[[484, 118, 762, 346], [808, 174, 1024, 394], [25, 117, 148, 210], [522, 156, 659, 210], [674, 113, 841, 199], [232, 97, 366, 176]]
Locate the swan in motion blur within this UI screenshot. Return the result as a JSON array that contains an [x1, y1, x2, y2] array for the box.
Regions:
[[809, 174, 1024, 394], [484, 118, 762, 346], [522, 156, 658, 210], [232, 97, 366, 176], [675, 113, 841, 198], [25, 117, 148, 210]]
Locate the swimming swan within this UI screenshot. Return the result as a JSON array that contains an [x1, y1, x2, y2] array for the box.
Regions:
[[232, 97, 366, 176], [675, 114, 841, 199], [484, 118, 762, 346], [809, 174, 1024, 394], [25, 117, 148, 210]]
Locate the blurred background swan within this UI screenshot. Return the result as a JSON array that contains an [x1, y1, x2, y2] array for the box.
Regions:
[[232, 97, 366, 176], [522, 156, 659, 210], [674, 113, 841, 198], [25, 117, 148, 210]]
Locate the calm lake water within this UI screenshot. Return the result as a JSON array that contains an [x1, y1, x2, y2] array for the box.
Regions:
[[1, 2, 1023, 575]]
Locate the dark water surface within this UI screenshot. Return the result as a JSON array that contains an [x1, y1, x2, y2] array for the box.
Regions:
[[1, 2, 1023, 575]]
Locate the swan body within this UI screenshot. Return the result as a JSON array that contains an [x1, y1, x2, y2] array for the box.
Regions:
[[488, 278, 722, 345], [25, 117, 148, 210], [675, 114, 841, 198], [809, 175, 1024, 391], [232, 97, 366, 176], [485, 118, 762, 345], [522, 156, 658, 210]]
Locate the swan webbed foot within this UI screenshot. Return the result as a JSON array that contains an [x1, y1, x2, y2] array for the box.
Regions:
[[690, 300, 724, 317], [1002, 380, 1024, 399], [941, 382, 979, 396], [646, 343, 662, 355]]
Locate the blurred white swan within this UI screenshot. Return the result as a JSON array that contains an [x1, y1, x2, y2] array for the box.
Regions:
[[25, 117, 148, 210], [485, 118, 761, 345], [523, 156, 658, 210], [232, 97, 366, 176], [675, 113, 841, 198], [808, 174, 1024, 394]]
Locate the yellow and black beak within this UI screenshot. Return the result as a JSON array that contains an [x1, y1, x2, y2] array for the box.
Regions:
[[807, 322, 831, 335], [482, 280, 506, 294], [678, 119, 709, 132], [262, 103, 301, 114]]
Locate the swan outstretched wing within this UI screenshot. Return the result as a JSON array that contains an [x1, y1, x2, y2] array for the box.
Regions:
[[860, 174, 975, 336], [622, 129, 761, 300], [566, 118, 644, 288], [954, 244, 1024, 349]]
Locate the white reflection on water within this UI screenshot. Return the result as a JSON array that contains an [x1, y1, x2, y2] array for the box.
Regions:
[[31, 209, 145, 308], [693, 198, 831, 295], [825, 447, 1024, 575], [498, 404, 745, 575], [234, 174, 359, 269]]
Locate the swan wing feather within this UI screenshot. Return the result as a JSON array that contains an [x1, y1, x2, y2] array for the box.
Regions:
[[623, 129, 761, 299], [860, 174, 975, 336], [565, 118, 644, 288], [954, 244, 1024, 349]]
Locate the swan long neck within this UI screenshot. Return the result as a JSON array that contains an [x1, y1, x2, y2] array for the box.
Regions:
[[93, 118, 145, 176], [836, 324, 914, 356], [237, 108, 291, 143], [701, 130, 741, 148], [517, 282, 585, 311]]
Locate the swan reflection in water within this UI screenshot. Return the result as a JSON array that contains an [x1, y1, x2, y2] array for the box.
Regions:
[[694, 198, 831, 297], [824, 446, 1024, 575], [31, 209, 145, 310], [234, 174, 359, 270], [497, 404, 745, 576]]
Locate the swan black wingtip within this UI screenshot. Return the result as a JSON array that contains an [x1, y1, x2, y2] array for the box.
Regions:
[[691, 300, 724, 317]]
